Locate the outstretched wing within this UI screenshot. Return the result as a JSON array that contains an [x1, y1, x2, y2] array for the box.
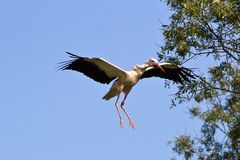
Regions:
[[58, 52, 127, 84], [140, 62, 195, 84]]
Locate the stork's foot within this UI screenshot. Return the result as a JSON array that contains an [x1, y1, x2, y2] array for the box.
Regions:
[[120, 118, 124, 128], [129, 120, 135, 129]]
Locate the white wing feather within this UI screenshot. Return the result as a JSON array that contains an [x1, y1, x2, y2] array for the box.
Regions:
[[84, 58, 127, 79]]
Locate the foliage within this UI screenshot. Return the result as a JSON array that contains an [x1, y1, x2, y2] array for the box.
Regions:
[[160, 0, 240, 159]]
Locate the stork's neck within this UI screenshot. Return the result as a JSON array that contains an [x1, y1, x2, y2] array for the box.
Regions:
[[131, 63, 150, 73]]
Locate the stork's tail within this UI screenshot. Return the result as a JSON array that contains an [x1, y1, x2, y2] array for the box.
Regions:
[[102, 80, 120, 100], [102, 92, 116, 100]]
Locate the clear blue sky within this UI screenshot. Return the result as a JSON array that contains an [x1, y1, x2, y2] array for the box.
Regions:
[[1, 0, 205, 159]]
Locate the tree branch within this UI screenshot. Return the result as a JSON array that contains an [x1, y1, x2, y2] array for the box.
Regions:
[[204, 22, 240, 62], [194, 74, 240, 95]]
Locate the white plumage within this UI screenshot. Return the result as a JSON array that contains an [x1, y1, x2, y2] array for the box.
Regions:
[[58, 52, 195, 129]]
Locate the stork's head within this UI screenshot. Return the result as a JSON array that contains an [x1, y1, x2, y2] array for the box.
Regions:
[[147, 58, 165, 72], [147, 58, 159, 67]]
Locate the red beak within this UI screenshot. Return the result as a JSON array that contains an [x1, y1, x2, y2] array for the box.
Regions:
[[154, 63, 165, 73]]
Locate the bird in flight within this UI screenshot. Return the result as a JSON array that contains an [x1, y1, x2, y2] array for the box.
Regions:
[[58, 52, 195, 129]]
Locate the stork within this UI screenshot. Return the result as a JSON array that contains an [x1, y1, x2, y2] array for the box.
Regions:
[[58, 52, 195, 129]]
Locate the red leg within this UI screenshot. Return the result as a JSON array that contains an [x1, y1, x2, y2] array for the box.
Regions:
[[115, 94, 124, 128], [121, 94, 135, 129]]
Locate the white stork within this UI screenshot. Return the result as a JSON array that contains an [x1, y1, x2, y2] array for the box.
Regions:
[[58, 52, 195, 129]]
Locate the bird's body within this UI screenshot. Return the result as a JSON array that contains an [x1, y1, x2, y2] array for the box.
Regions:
[[103, 68, 144, 100], [59, 52, 195, 129]]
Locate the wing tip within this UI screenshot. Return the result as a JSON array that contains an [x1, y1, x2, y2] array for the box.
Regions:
[[57, 52, 79, 71], [57, 52, 82, 71], [178, 67, 196, 84], [66, 51, 81, 59], [57, 60, 72, 71]]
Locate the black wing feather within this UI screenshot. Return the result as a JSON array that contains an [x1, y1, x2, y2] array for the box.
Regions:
[[58, 52, 116, 84], [140, 66, 195, 84]]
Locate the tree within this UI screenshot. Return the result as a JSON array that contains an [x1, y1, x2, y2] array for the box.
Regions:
[[159, 0, 240, 159]]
